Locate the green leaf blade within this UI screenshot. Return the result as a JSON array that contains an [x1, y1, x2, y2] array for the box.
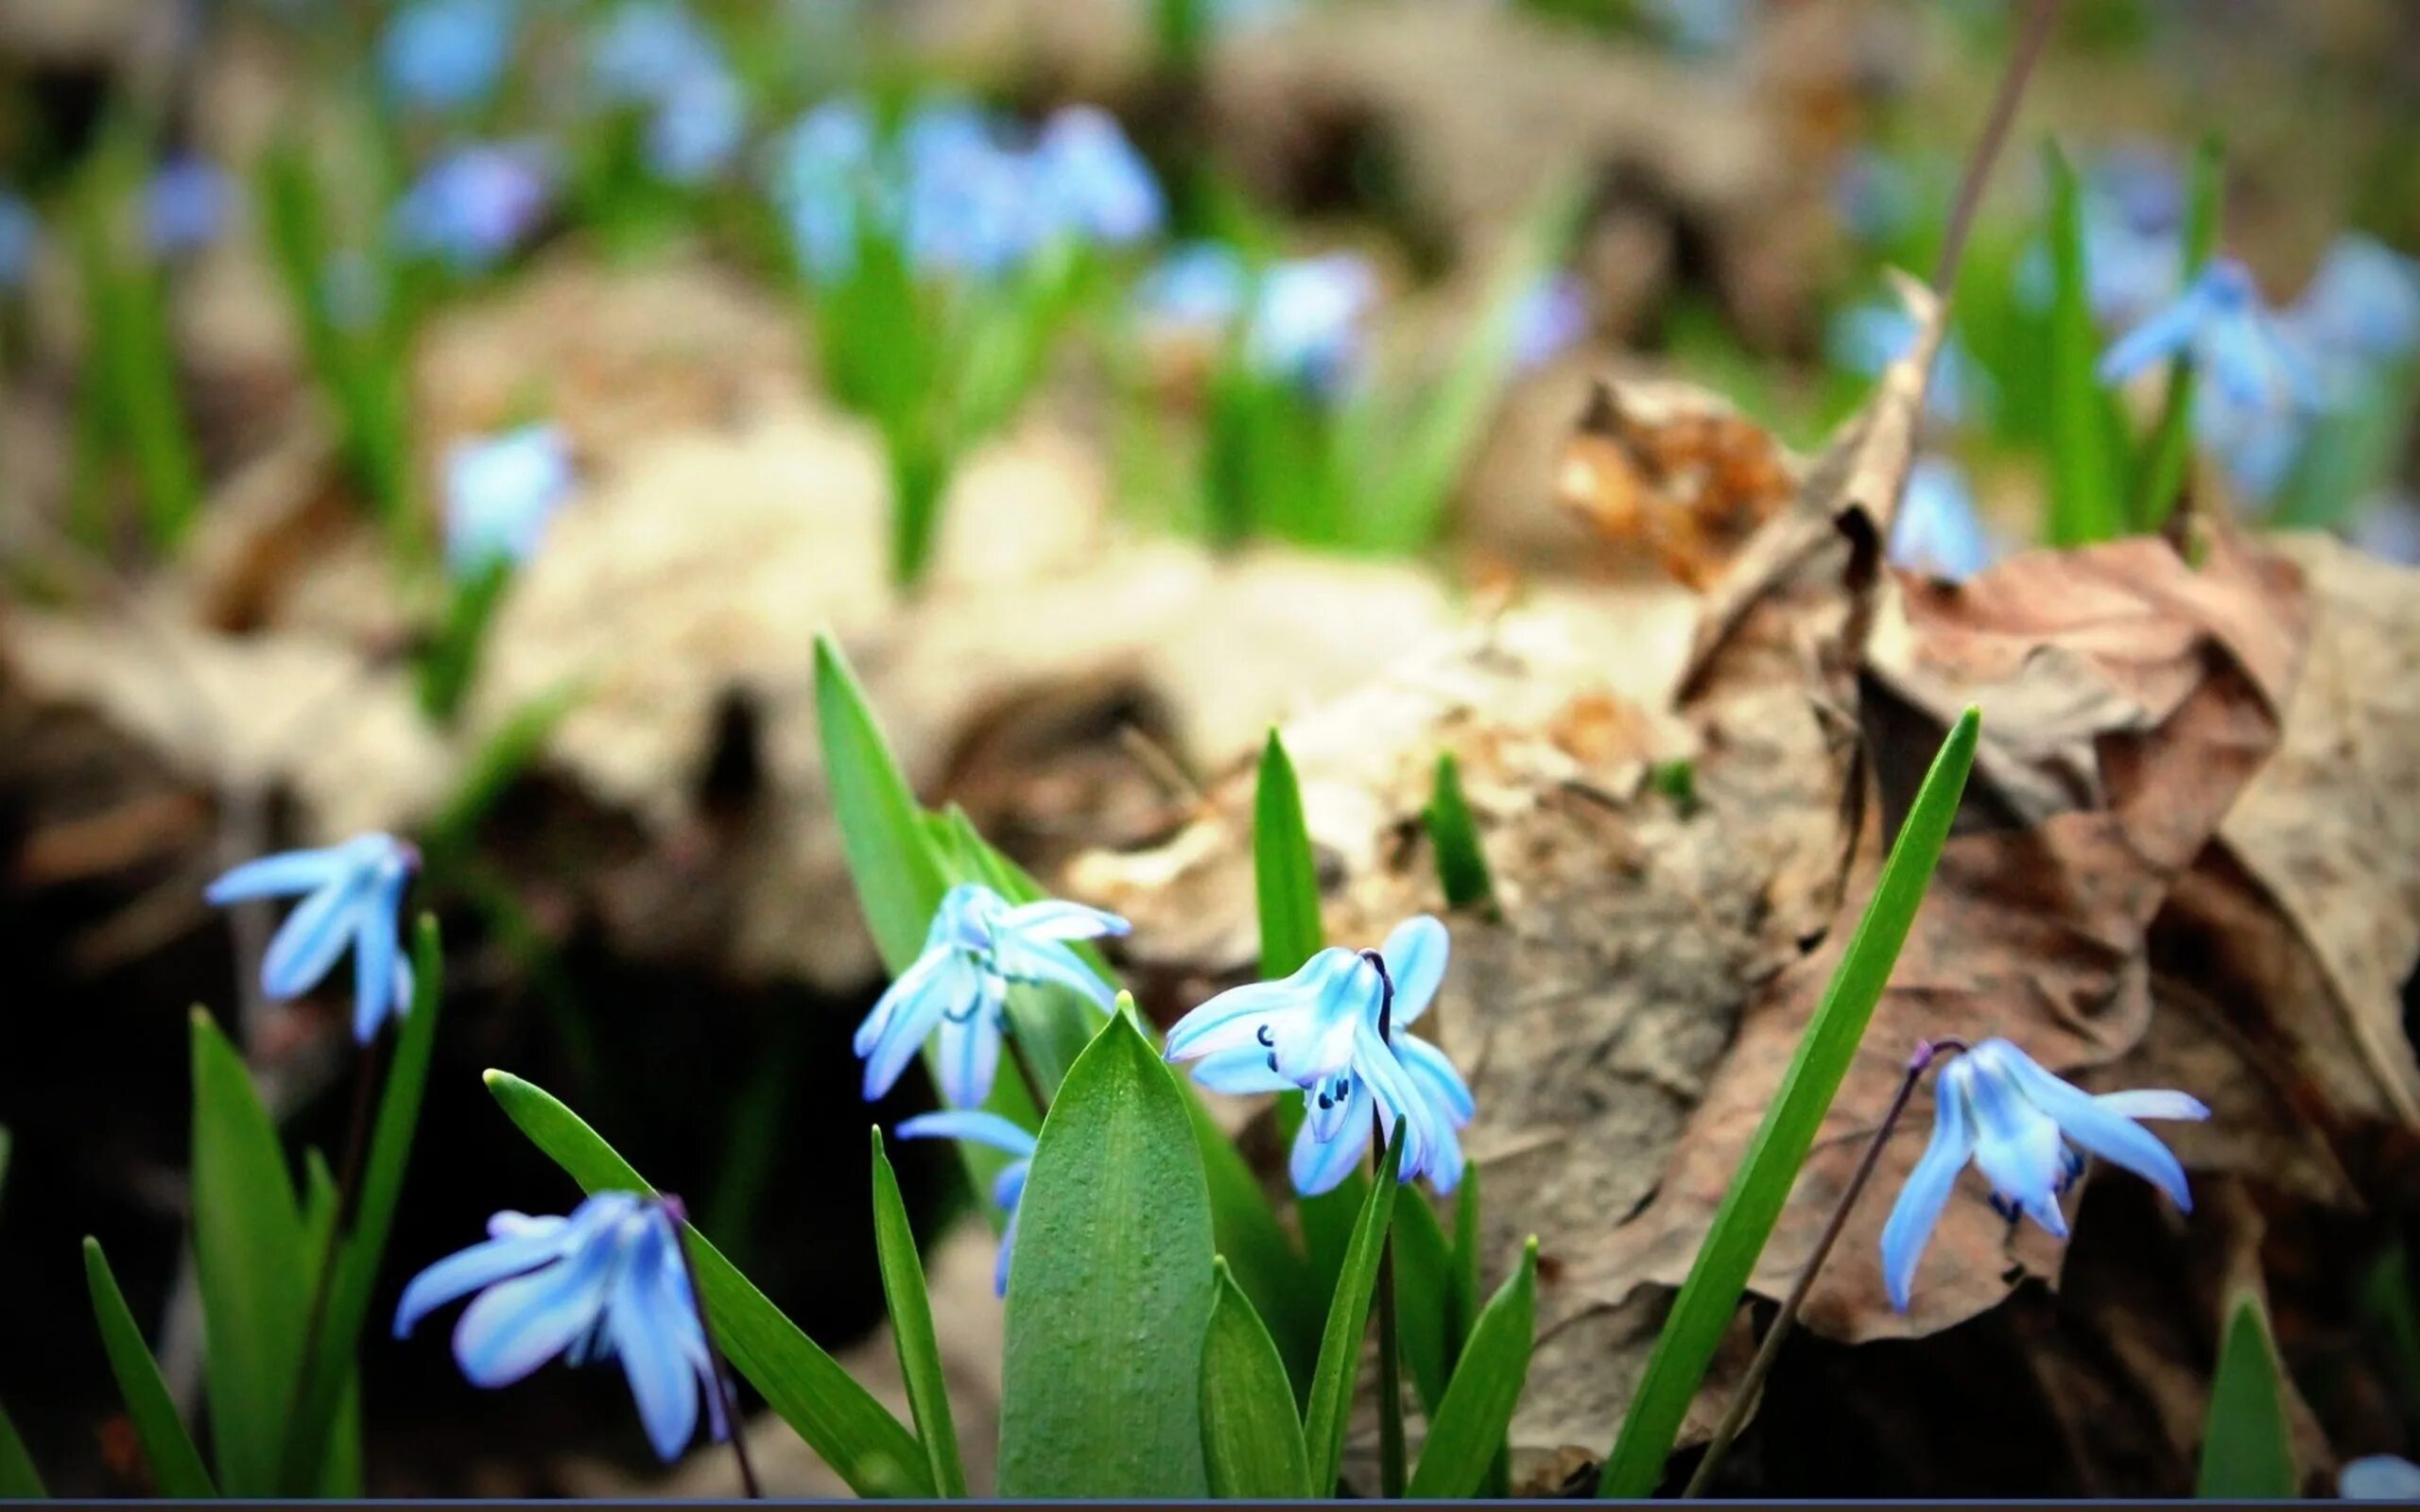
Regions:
[[0, 1399, 43, 1499], [2044, 142, 2129, 547], [1199, 1260, 1313, 1499], [1304, 1124, 1407, 1496], [483, 1070, 929, 1497], [1409, 1236, 1539, 1500], [815, 633, 950, 973], [1424, 752, 1497, 915], [84, 1238, 217, 1498], [2198, 1292, 2297, 1498], [998, 1012, 1218, 1497], [1598, 707, 1980, 1498], [870, 1128, 968, 1499], [1253, 731, 1324, 979]]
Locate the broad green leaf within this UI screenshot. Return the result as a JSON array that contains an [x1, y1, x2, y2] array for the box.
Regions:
[[999, 1011, 1217, 1497], [1253, 730, 1324, 979], [869, 1128, 968, 1500], [84, 1238, 216, 1498], [1304, 1123, 1406, 1497], [1409, 1237, 1538, 1499], [2043, 142, 2128, 547], [2132, 134, 2224, 533], [280, 917, 444, 1494], [1599, 707, 1979, 1498], [189, 1009, 307, 1497], [815, 632, 950, 971], [483, 1070, 929, 1497], [0, 1398, 42, 1499], [1199, 1259, 1312, 1499], [2198, 1292, 2297, 1498], [1392, 1192, 1459, 1416], [1423, 752, 1496, 915], [1184, 1092, 1319, 1394]]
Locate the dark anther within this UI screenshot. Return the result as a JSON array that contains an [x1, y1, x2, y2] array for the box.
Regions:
[[1255, 1024, 1275, 1047]]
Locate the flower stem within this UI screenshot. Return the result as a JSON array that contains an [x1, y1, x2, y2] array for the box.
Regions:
[[663, 1196, 761, 1499], [1373, 1104, 1408, 1500], [284, 1033, 383, 1491], [1681, 1039, 1963, 1498]]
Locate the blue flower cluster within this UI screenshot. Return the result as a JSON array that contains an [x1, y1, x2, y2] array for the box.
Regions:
[[380, 0, 517, 113], [1136, 244, 1380, 396], [393, 140, 554, 273], [766, 97, 1163, 284], [443, 422, 576, 578], [587, 2, 744, 183]]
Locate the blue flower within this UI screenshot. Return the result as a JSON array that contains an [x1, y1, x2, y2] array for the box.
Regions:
[[645, 68, 745, 184], [766, 99, 876, 282], [0, 192, 37, 290], [2197, 386, 2307, 509], [895, 1110, 1035, 1296], [2342, 1455, 2420, 1501], [855, 883, 1129, 1108], [144, 158, 229, 258], [1135, 242, 1249, 332], [1509, 274, 1590, 371], [393, 142, 553, 273], [1879, 1037, 2206, 1311], [394, 1192, 727, 1461], [444, 423, 575, 576], [205, 833, 419, 1042], [380, 0, 515, 112], [896, 110, 1046, 280], [1891, 456, 1994, 583], [2098, 258, 2322, 415], [589, 2, 722, 103], [2287, 233, 2420, 365], [1031, 106, 1163, 248], [1245, 252, 1378, 395], [1167, 916, 1473, 1195], [2015, 146, 2184, 328], [1827, 302, 1996, 426]]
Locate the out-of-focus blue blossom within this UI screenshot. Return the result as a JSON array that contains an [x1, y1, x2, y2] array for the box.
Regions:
[[896, 1110, 1035, 1296], [394, 141, 553, 272], [1832, 148, 1924, 248], [1827, 301, 1997, 426], [765, 98, 876, 282], [1644, 0, 1754, 55], [1510, 273, 1590, 370], [1891, 456, 1995, 583], [1031, 106, 1163, 248], [589, 1, 722, 103], [898, 116, 1046, 280], [444, 423, 574, 577], [394, 1193, 726, 1462], [2349, 493, 2420, 567], [2342, 1454, 2420, 1501], [206, 833, 419, 1042], [2287, 234, 2420, 366], [2098, 258, 2322, 415], [1245, 252, 1377, 396], [1880, 1037, 2205, 1311], [2196, 387, 2307, 509], [1167, 917, 1472, 1195], [855, 882, 1129, 1108], [0, 191, 37, 290], [646, 68, 745, 183], [1135, 242, 1249, 332], [2017, 145, 2184, 328], [380, 0, 515, 112], [145, 158, 230, 258]]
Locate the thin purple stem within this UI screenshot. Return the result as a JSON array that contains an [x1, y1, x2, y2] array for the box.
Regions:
[[661, 1195, 761, 1499]]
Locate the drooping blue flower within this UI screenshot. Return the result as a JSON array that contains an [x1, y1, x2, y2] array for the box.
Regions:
[[1827, 301, 1996, 426], [2342, 1454, 2420, 1501], [380, 0, 515, 112], [765, 98, 876, 283], [1879, 1037, 2206, 1311], [895, 1109, 1035, 1296], [896, 109, 1046, 280], [1509, 273, 1590, 371], [2196, 385, 2308, 509], [1030, 105, 1163, 249], [2287, 233, 2420, 365], [0, 191, 37, 290], [2015, 145, 2184, 329], [2097, 258, 2322, 415], [1891, 456, 1994, 583], [1244, 252, 1378, 396], [855, 883, 1129, 1108], [205, 833, 420, 1042], [1167, 916, 1472, 1195], [1135, 241, 1249, 333], [589, 1, 723, 104], [393, 141, 553, 273], [645, 67, 745, 184], [394, 1192, 727, 1462], [444, 423, 575, 577], [144, 158, 230, 258]]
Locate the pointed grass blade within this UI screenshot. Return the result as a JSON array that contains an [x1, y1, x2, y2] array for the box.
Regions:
[[870, 1128, 968, 1499]]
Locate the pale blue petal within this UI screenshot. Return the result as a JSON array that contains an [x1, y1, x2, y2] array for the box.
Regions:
[[996, 898, 1131, 942], [928, 883, 999, 954], [1963, 1048, 2069, 1236], [1880, 1062, 1977, 1312], [2089, 1089, 2209, 1123], [1305, 1072, 1356, 1143], [861, 953, 973, 1102], [2097, 294, 2204, 386], [612, 1225, 702, 1461], [261, 876, 368, 1000], [896, 1109, 1037, 1160], [1290, 1079, 1374, 1196], [856, 946, 953, 1058], [2342, 1454, 2420, 1501], [1999, 1048, 2198, 1211], [993, 1159, 1030, 1213], [351, 878, 406, 1042], [1378, 916, 1448, 1026], [1189, 1047, 1299, 1095], [1269, 951, 1378, 1084], [994, 1203, 1021, 1297], [204, 847, 346, 904], [1422, 1116, 1466, 1195], [934, 971, 1006, 1108], [392, 1221, 570, 1338], [991, 936, 1115, 1010], [1393, 1031, 1475, 1126], [1165, 948, 1362, 1064], [1352, 1023, 1438, 1184], [450, 1239, 616, 1385]]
